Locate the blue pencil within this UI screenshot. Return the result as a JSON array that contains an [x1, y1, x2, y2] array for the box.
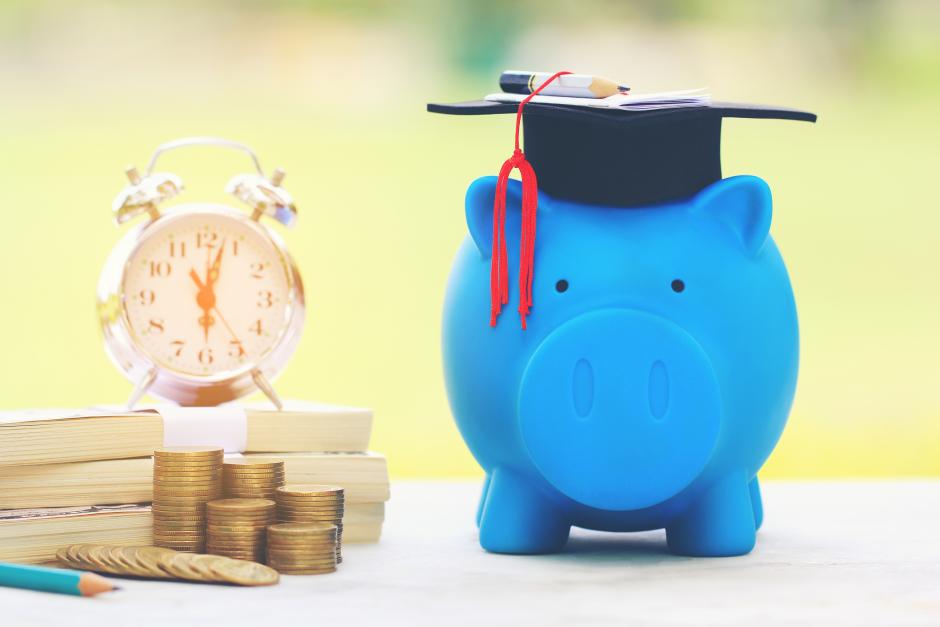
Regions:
[[0, 562, 120, 597]]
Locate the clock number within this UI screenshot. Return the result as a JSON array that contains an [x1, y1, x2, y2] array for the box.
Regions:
[[147, 318, 164, 335], [196, 231, 219, 249], [169, 241, 187, 258], [249, 319, 263, 336], [137, 289, 155, 306], [149, 261, 171, 277], [170, 340, 184, 357], [231, 240, 239, 256], [257, 290, 273, 308], [249, 262, 266, 279], [229, 340, 246, 358], [198, 348, 214, 365]]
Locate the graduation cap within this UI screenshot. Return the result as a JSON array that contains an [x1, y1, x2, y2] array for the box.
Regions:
[[427, 71, 816, 329]]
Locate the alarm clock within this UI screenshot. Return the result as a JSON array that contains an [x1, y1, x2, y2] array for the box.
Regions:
[[97, 137, 304, 409]]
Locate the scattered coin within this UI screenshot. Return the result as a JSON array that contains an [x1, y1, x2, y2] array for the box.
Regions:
[[56, 544, 279, 586]]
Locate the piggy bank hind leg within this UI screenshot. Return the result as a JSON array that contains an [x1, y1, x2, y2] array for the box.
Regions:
[[478, 468, 570, 554], [666, 472, 757, 557]]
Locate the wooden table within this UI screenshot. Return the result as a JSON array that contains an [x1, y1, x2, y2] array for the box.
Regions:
[[3, 480, 938, 626]]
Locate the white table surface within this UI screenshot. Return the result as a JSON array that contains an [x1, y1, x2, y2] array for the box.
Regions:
[[3, 480, 939, 626]]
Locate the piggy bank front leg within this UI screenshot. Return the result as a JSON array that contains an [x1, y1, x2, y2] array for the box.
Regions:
[[476, 473, 491, 528], [478, 467, 570, 554], [666, 472, 757, 557]]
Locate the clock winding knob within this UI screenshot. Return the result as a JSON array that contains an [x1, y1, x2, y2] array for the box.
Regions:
[[112, 166, 183, 225], [226, 168, 298, 228]]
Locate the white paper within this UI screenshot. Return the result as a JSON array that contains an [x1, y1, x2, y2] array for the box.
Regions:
[[153, 404, 248, 452], [483, 88, 711, 111]]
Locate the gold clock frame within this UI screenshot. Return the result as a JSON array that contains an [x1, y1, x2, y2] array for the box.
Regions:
[[97, 138, 304, 409]]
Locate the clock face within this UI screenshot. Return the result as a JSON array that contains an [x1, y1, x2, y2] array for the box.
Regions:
[[121, 212, 294, 378]]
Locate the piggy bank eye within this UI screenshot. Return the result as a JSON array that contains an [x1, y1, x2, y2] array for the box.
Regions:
[[671, 279, 685, 293], [555, 279, 569, 293]]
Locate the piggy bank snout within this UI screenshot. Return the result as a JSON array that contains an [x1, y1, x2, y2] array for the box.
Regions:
[[518, 309, 722, 511]]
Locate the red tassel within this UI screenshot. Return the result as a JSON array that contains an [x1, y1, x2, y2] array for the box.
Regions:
[[490, 70, 571, 329]]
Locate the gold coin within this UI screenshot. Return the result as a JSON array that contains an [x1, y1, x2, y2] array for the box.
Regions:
[[207, 558, 279, 586], [154, 525, 206, 534], [275, 493, 344, 502], [87, 545, 125, 574], [276, 484, 343, 496], [224, 487, 282, 494], [267, 548, 336, 559], [277, 512, 342, 520], [224, 472, 283, 478], [154, 485, 222, 493], [269, 534, 338, 545], [206, 525, 267, 538], [125, 546, 176, 578], [277, 510, 343, 517], [153, 466, 222, 474], [65, 544, 91, 568], [106, 546, 148, 578], [224, 459, 284, 469], [207, 547, 264, 556], [156, 552, 204, 581], [270, 566, 336, 575], [224, 483, 282, 491], [268, 562, 338, 571], [267, 558, 338, 567], [180, 554, 225, 582], [208, 498, 276, 510], [268, 522, 336, 535], [153, 468, 222, 483], [75, 545, 102, 571], [277, 503, 344, 511], [223, 477, 284, 485], [225, 492, 279, 500], [205, 536, 265, 545], [207, 507, 276, 516], [223, 479, 284, 486]]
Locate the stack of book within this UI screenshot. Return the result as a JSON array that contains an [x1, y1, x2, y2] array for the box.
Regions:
[[0, 402, 389, 564]]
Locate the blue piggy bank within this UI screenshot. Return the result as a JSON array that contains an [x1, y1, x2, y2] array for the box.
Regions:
[[442, 174, 798, 557]]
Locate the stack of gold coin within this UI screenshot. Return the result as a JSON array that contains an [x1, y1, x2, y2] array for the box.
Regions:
[[275, 484, 345, 563], [266, 522, 337, 575], [152, 446, 223, 553], [206, 498, 276, 563], [222, 460, 285, 499]]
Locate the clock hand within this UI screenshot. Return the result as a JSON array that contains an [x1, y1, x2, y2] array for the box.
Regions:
[[189, 268, 206, 291], [207, 239, 226, 287], [192, 255, 216, 343], [213, 305, 245, 357]]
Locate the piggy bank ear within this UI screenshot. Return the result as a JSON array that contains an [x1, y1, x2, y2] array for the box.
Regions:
[[465, 176, 524, 258], [693, 175, 772, 257]]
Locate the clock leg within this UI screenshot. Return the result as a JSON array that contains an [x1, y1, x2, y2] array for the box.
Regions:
[[252, 369, 284, 410], [126, 367, 157, 409]]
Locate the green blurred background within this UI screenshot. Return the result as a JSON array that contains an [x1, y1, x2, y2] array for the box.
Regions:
[[0, 0, 937, 478]]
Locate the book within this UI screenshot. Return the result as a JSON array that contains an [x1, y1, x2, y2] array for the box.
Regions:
[[0, 402, 373, 467], [0, 503, 385, 565], [484, 88, 711, 111], [0, 452, 390, 510]]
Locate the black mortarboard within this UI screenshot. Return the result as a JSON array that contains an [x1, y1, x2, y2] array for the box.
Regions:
[[427, 99, 816, 208], [429, 75, 816, 329]]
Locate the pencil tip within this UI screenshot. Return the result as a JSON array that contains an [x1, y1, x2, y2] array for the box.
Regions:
[[112, 586, 123, 591]]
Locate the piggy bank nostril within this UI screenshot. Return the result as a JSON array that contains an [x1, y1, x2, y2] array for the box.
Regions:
[[648, 360, 670, 420], [571, 358, 594, 419]]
